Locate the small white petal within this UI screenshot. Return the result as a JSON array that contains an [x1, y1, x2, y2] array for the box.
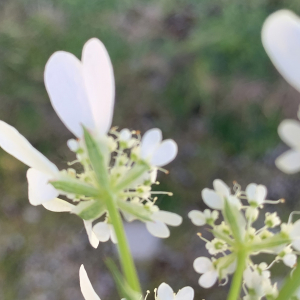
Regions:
[[201, 188, 224, 210], [157, 283, 174, 300], [0, 121, 58, 176], [67, 139, 79, 151], [146, 220, 170, 238], [109, 225, 118, 244], [213, 179, 230, 198], [188, 210, 206, 226], [199, 271, 218, 289], [152, 211, 182, 226], [262, 10, 300, 93], [278, 119, 300, 149], [93, 222, 110, 242], [175, 287, 194, 300], [27, 168, 59, 206], [79, 265, 101, 300], [119, 129, 132, 141], [141, 128, 162, 159], [275, 149, 300, 174], [82, 38, 115, 135], [150, 139, 178, 167], [45, 51, 94, 137], [283, 253, 297, 268], [193, 257, 213, 274], [42, 198, 74, 212], [84, 220, 99, 249]]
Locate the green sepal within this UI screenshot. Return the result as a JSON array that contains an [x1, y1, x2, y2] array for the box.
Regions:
[[114, 163, 149, 192], [223, 199, 245, 244], [72, 200, 106, 221], [117, 199, 153, 222], [249, 234, 291, 253], [83, 126, 109, 189], [50, 177, 99, 198]]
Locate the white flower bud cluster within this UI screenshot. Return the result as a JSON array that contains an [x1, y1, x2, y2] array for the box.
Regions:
[[189, 179, 300, 295]]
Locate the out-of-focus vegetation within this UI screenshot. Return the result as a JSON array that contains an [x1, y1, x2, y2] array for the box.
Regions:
[[1, 0, 300, 299]]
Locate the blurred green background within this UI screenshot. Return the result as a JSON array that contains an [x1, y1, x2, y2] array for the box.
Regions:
[[1, 0, 300, 299]]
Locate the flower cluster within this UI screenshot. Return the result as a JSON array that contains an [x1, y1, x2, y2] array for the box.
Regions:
[[0, 38, 182, 249], [189, 179, 300, 299], [80, 265, 194, 300]]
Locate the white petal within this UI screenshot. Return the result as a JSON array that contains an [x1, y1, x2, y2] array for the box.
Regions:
[[201, 188, 224, 210], [188, 210, 206, 226], [93, 222, 110, 242], [199, 271, 218, 288], [79, 265, 101, 300], [278, 119, 300, 149], [245, 183, 257, 201], [262, 10, 300, 93], [84, 220, 99, 249], [0, 121, 58, 175], [283, 253, 297, 268], [82, 38, 115, 135], [146, 220, 170, 238], [193, 257, 213, 274], [141, 128, 162, 159], [27, 168, 59, 206], [213, 179, 230, 198], [109, 225, 118, 244], [119, 129, 132, 141], [44, 51, 94, 137], [275, 149, 300, 174], [42, 198, 74, 212], [152, 211, 182, 226], [175, 287, 194, 300], [157, 283, 174, 300], [150, 139, 178, 167], [256, 185, 267, 205]]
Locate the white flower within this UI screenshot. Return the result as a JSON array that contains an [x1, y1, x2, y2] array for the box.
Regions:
[[265, 212, 281, 228], [275, 119, 300, 174], [93, 221, 117, 244], [188, 209, 219, 226], [0, 121, 67, 208], [262, 10, 300, 94], [283, 253, 297, 268], [79, 265, 101, 300], [155, 282, 194, 300], [205, 238, 227, 255], [140, 128, 178, 167], [243, 267, 270, 297], [193, 257, 218, 288], [245, 183, 267, 206], [45, 38, 115, 138], [146, 210, 182, 238], [201, 179, 240, 210]]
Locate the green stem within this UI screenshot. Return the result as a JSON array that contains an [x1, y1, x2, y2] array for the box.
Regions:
[[276, 258, 300, 300], [103, 190, 142, 294], [226, 250, 248, 300]]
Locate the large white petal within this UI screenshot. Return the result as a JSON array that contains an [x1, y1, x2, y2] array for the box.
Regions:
[[27, 168, 59, 206], [262, 10, 300, 93], [278, 119, 300, 149], [199, 271, 218, 289], [141, 128, 162, 159], [201, 188, 224, 210], [79, 265, 101, 300], [157, 283, 174, 300], [93, 222, 110, 242], [275, 149, 300, 174], [84, 220, 99, 249], [188, 210, 206, 226], [175, 287, 194, 300], [193, 257, 213, 274], [150, 139, 178, 167], [44, 51, 94, 137], [0, 121, 58, 175], [213, 179, 230, 198], [152, 210, 182, 226], [82, 38, 115, 135], [256, 185, 267, 205], [42, 198, 74, 212], [146, 220, 170, 238], [109, 225, 118, 244], [245, 183, 257, 201]]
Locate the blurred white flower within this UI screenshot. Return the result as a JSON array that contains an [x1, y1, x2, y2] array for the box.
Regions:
[[245, 183, 267, 206], [155, 282, 194, 300], [188, 209, 219, 226], [140, 128, 178, 167], [262, 10, 300, 93], [93, 221, 117, 244], [193, 257, 218, 288]]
